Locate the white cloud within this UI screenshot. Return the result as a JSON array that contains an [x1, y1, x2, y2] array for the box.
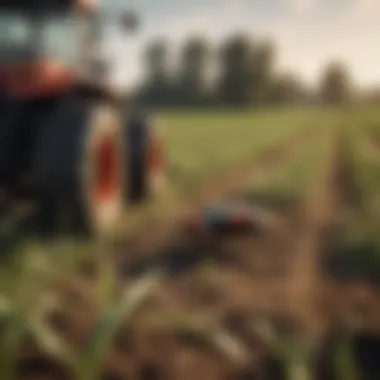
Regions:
[[341, 0, 380, 28], [345, 0, 380, 16], [288, 0, 314, 13]]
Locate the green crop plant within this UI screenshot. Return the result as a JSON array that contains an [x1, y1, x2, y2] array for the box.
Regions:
[[0, 237, 161, 380], [143, 310, 250, 366], [0, 241, 79, 379], [251, 318, 317, 380], [73, 270, 161, 380]]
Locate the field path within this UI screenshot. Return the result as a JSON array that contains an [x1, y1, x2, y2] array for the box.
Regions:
[[368, 127, 380, 150], [361, 128, 380, 162], [286, 128, 352, 334], [117, 126, 317, 271]]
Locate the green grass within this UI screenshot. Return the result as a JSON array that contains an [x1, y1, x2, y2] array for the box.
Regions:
[[322, 114, 380, 286], [241, 123, 332, 203], [121, 108, 334, 234], [158, 108, 336, 191], [347, 106, 380, 128], [349, 116, 380, 214], [0, 241, 161, 380]]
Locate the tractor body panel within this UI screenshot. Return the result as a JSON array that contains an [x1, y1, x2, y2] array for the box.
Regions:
[[0, 94, 63, 197]]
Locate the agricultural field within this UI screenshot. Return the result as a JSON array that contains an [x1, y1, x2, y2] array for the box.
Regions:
[[160, 108, 335, 191], [2, 107, 380, 380]]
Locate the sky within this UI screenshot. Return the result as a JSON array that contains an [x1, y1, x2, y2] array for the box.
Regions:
[[101, 0, 380, 91]]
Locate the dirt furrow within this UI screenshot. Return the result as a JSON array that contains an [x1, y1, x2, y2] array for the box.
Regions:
[[285, 128, 348, 335], [19, 127, 380, 380], [117, 126, 318, 271], [362, 129, 380, 163], [286, 127, 380, 337], [368, 127, 380, 151]]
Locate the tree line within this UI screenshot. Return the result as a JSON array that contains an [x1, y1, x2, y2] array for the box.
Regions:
[[132, 33, 364, 108]]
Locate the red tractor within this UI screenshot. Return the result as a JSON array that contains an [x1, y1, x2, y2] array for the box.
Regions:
[[0, 0, 165, 237]]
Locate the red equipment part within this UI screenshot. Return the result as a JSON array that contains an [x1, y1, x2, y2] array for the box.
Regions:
[[0, 0, 94, 99], [0, 60, 76, 99], [93, 134, 120, 205], [184, 203, 278, 235]]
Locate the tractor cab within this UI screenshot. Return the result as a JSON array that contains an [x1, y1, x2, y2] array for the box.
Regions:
[[0, 3, 85, 62], [0, 0, 93, 97], [0, 0, 136, 98]]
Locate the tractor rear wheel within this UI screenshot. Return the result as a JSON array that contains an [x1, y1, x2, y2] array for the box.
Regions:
[[34, 99, 125, 238], [126, 112, 165, 204]]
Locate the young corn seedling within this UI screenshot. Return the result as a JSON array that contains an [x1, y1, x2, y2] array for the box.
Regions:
[[92, 245, 119, 312], [251, 318, 317, 380], [334, 333, 358, 380], [145, 311, 250, 365], [0, 243, 76, 379], [0, 297, 24, 380], [73, 271, 161, 380]]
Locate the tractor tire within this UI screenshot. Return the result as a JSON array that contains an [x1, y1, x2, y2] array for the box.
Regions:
[[0, 97, 61, 202], [125, 112, 165, 204], [34, 98, 125, 238], [0, 96, 24, 195]]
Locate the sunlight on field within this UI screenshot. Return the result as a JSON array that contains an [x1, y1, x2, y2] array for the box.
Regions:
[[158, 109, 334, 189], [349, 108, 380, 200], [244, 126, 332, 200]]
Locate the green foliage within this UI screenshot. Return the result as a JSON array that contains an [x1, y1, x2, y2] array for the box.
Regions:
[[319, 61, 355, 106], [252, 318, 316, 380], [161, 109, 324, 191], [334, 334, 358, 380], [137, 38, 176, 107], [133, 33, 365, 109], [244, 127, 331, 200], [218, 34, 257, 106], [322, 122, 380, 285], [0, 242, 80, 379], [177, 36, 211, 106], [0, 241, 161, 380], [74, 271, 161, 380], [270, 74, 305, 105], [135, 33, 306, 108]]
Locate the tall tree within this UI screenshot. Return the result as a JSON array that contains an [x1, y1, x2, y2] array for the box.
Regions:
[[178, 36, 211, 106], [319, 61, 354, 105], [269, 73, 304, 104], [217, 34, 255, 106], [138, 38, 173, 106], [144, 38, 170, 83], [251, 39, 276, 104]]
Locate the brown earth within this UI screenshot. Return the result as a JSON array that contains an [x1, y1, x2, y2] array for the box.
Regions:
[[15, 127, 380, 380], [116, 125, 317, 269], [368, 126, 380, 151], [105, 127, 380, 380]]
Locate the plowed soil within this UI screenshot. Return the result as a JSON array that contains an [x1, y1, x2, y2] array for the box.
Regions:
[[16, 127, 380, 380]]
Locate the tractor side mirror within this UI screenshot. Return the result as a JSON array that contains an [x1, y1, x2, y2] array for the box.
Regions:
[[119, 10, 139, 33]]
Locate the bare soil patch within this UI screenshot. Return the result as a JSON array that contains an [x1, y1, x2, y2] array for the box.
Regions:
[[16, 128, 380, 380]]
